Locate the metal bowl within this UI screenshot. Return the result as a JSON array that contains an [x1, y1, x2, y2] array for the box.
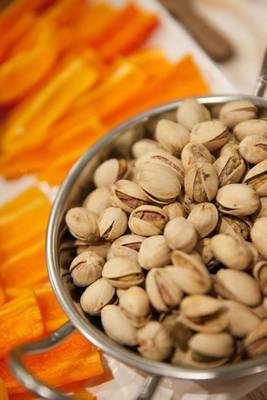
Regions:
[[9, 94, 267, 400]]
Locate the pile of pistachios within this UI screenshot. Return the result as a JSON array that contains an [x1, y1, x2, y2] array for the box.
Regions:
[[65, 98, 267, 368]]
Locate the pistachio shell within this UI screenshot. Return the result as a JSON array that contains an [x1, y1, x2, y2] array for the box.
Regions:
[[214, 151, 246, 186], [111, 179, 149, 213], [195, 238, 214, 265], [188, 203, 218, 238], [258, 197, 267, 217], [76, 241, 111, 258], [239, 135, 267, 164], [98, 207, 128, 241], [66, 207, 99, 241], [155, 119, 190, 155], [171, 250, 211, 294], [137, 321, 173, 361], [101, 305, 137, 345], [146, 267, 183, 312], [94, 158, 129, 187], [107, 234, 145, 261], [244, 320, 267, 357], [180, 295, 228, 333], [119, 286, 151, 327], [210, 234, 252, 270], [181, 142, 214, 169], [223, 300, 260, 338], [244, 159, 267, 196], [83, 187, 112, 216], [184, 160, 219, 202], [164, 217, 197, 252], [217, 215, 252, 239], [69, 251, 104, 287], [216, 184, 259, 216], [233, 119, 267, 141], [129, 205, 168, 236], [190, 120, 230, 151], [215, 269, 262, 307], [189, 332, 234, 360], [219, 100, 257, 128], [177, 98, 211, 130], [253, 261, 267, 296], [162, 315, 193, 350], [251, 217, 267, 259], [132, 139, 161, 159], [102, 257, 144, 288], [80, 278, 115, 315], [163, 202, 185, 219], [138, 235, 171, 270]]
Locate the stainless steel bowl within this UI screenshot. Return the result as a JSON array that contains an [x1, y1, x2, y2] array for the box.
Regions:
[[8, 54, 267, 400]]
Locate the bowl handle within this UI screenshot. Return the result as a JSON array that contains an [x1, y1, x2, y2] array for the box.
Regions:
[[255, 48, 267, 97], [8, 321, 161, 399]]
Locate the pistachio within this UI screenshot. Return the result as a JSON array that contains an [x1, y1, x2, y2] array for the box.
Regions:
[[94, 158, 129, 187], [181, 142, 214, 169], [138, 235, 171, 269], [223, 300, 260, 338], [83, 187, 112, 216], [146, 267, 183, 312], [171, 250, 211, 294], [177, 98, 211, 130], [155, 119, 190, 155], [219, 100, 257, 128], [101, 305, 137, 346], [253, 261, 267, 296], [69, 251, 104, 287], [219, 140, 239, 157], [215, 269, 262, 307], [136, 149, 184, 184], [65, 207, 99, 241], [257, 197, 267, 217], [214, 150, 246, 186], [164, 217, 197, 252], [244, 159, 267, 196], [137, 321, 173, 361], [184, 159, 219, 202], [102, 257, 144, 288], [163, 202, 185, 220], [111, 179, 149, 213], [189, 333, 234, 366], [179, 193, 195, 215], [180, 295, 228, 333], [188, 203, 218, 238], [195, 238, 214, 265], [81, 278, 116, 315], [119, 286, 151, 327], [107, 234, 145, 261], [251, 217, 267, 259], [217, 215, 252, 239], [132, 138, 162, 159], [239, 135, 267, 164], [244, 320, 267, 357], [216, 184, 259, 216], [76, 240, 111, 258], [210, 234, 252, 270], [233, 118, 267, 142], [190, 120, 230, 152], [162, 314, 193, 350], [98, 207, 128, 241], [128, 205, 168, 237]]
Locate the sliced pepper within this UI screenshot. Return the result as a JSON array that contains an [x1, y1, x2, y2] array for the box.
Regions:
[[1, 58, 98, 155], [43, 0, 86, 26], [0, 283, 5, 305], [34, 283, 68, 332], [0, 294, 44, 358], [0, 241, 47, 292], [128, 49, 172, 79], [0, 378, 8, 400]]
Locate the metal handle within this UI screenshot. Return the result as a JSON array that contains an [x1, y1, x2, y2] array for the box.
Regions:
[[9, 321, 160, 400], [255, 48, 267, 97]]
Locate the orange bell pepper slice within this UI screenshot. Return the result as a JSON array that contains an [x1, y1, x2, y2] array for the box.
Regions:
[[0, 20, 60, 104], [97, 10, 158, 61], [43, 0, 86, 26], [1, 58, 98, 155], [0, 283, 6, 305], [128, 49, 173, 79], [34, 283, 68, 332], [0, 241, 47, 292], [0, 378, 8, 400], [0, 294, 44, 358], [0, 333, 100, 395]]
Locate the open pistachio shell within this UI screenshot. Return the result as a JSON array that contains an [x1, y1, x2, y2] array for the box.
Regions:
[[111, 179, 149, 213], [216, 184, 259, 216], [162, 314, 193, 350], [214, 150, 246, 187], [94, 158, 129, 187], [223, 300, 260, 338], [244, 320, 267, 357], [163, 202, 185, 219], [244, 159, 267, 196], [239, 135, 267, 164], [98, 207, 128, 241], [190, 120, 230, 152], [129, 205, 168, 237], [81, 278, 116, 315], [253, 261, 267, 296], [137, 321, 173, 361], [189, 333, 234, 364], [69, 251, 104, 287], [102, 257, 144, 288], [107, 234, 145, 261], [251, 217, 267, 259], [233, 118, 267, 142], [219, 100, 257, 128]]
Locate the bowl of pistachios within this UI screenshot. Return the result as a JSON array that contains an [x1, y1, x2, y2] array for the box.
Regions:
[[9, 76, 267, 399]]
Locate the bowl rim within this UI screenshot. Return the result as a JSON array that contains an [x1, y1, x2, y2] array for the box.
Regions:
[[46, 94, 267, 381]]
